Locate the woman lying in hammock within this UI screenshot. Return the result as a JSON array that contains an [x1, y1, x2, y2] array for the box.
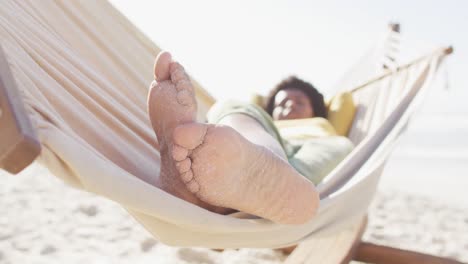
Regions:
[[148, 51, 353, 225]]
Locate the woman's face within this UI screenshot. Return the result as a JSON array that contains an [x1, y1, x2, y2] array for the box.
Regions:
[[272, 88, 314, 120]]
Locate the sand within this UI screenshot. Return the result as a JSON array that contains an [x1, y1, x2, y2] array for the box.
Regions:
[[1, 163, 467, 264]]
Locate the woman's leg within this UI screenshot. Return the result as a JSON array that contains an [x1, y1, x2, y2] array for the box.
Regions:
[[148, 52, 319, 224]]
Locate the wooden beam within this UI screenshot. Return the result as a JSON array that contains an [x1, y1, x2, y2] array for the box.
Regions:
[[355, 242, 463, 264], [0, 46, 41, 174], [388, 23, 400, 33], [350, 45, 453, 94], [382, 22, 400, 70]]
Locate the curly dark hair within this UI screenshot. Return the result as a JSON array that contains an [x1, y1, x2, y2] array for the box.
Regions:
[[264, 76, 327, 118]]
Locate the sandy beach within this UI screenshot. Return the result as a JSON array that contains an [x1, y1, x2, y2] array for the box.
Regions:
[[1, 159, 467, 264]]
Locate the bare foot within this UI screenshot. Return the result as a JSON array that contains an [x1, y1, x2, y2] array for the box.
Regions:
[[148, 51, 218, 211], [148, 52, 319, 224]]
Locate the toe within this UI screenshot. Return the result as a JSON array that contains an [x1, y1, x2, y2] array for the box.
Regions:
[[173, 123, 208, 150], [147, 82, 174, 119], [174, 79, 193, 93], [172, 145, 188, 161], [170, 62, 188, 82], [186, 179, 200, 193], [154, 51, 172, 81], [176, 158, 191, 173], [181, 170, 194, 183], [177, 90, 195, 106]]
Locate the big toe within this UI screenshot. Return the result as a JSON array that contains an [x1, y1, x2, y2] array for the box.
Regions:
[[154, 51, 173, 81], [173, 123, 208, 150]]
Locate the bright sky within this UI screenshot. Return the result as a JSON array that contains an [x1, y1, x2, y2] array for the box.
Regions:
[[110, 0, 467, 112]]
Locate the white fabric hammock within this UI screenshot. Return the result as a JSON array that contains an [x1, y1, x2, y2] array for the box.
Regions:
[[0, 0, 450, 248]]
